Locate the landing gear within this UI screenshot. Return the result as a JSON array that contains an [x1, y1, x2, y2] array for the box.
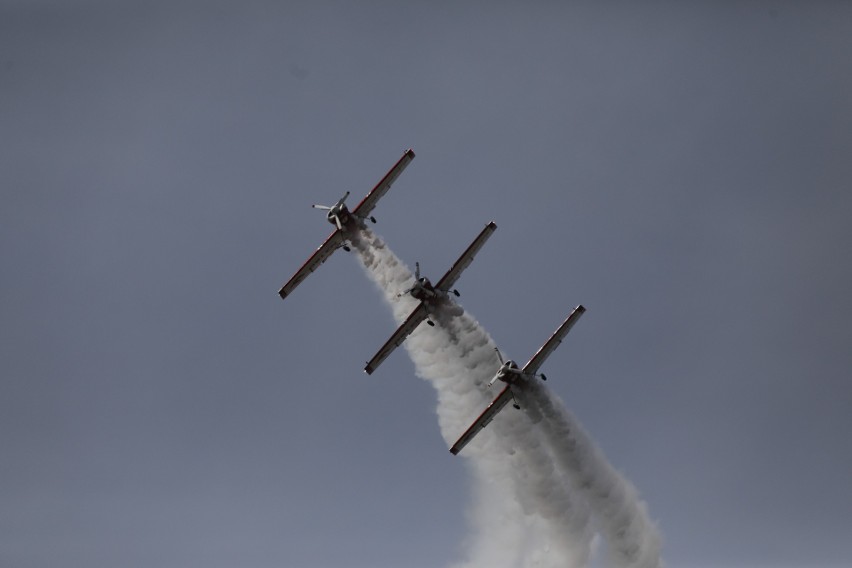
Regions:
[[541, 373, 547, 381], [370, 216, 377, 223], [453, 289, 460, 297], [427, 320, 435, 327], [342, 245, 351, 252], [512, 393, 521, 410]]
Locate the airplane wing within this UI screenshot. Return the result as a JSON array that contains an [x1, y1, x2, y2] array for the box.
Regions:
[[521, 305, 586, 375], [450, 385, 514, 455], [434, 221, 497, 292], [278, 230, 344, 300], [364, 302, 430, 374], [351, 148, 415, 219]]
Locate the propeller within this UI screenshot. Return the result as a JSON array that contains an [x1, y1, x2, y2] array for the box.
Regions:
[[490, 345, 547, 387], [488, 348, 505, 387], [490, 347, 531, 386], [312, 191, 350, 230], [494, 349, 519, 373], [311, 190, 350, 211], [396, 262, 422, 298]]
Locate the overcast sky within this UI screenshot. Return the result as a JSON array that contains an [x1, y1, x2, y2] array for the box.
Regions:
[[2, 2, 851, 567]]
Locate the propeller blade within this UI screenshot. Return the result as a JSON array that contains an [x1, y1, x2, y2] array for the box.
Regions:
[[414, 262, 420, 280], [312, 204, 332, 210], [332, 214, 343, 230], [494, 347, 504, 364], [336, 191, 350, 206]]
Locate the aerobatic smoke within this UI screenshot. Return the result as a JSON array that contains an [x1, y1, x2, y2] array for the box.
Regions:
[[350, 227, 662, 568], [525, 381, 663, 567]]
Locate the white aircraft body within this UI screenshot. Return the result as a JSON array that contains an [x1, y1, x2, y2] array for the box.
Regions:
[[449, 305, 586, 455], [277, 149, 415, 300], [363, 221, 498, 375]]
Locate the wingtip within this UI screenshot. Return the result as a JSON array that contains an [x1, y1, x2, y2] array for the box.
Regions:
[[278, 289, 287, 300], [364, 364, 374, 375]]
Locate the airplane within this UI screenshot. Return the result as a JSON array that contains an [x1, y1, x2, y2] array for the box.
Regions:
[[277, 148, 416, 300], [449, 305, 586, 455], [363, 221, 498, 375]]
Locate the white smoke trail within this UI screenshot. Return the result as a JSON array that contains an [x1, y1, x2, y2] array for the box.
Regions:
[[352, 228, 592, 567], [350, 227, 660, 567], [524, 381, 663, 568]]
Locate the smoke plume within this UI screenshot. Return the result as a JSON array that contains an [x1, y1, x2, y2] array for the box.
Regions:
[[350, 227, 662, 568]]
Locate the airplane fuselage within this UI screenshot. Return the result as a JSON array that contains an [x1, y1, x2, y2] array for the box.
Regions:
[[409, 277, 441, 302], [488, 360, 523, 387], [325, 204, 353, 228]]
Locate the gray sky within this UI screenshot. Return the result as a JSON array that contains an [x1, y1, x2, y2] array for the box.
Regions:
[[2, 1, 851, 567]]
